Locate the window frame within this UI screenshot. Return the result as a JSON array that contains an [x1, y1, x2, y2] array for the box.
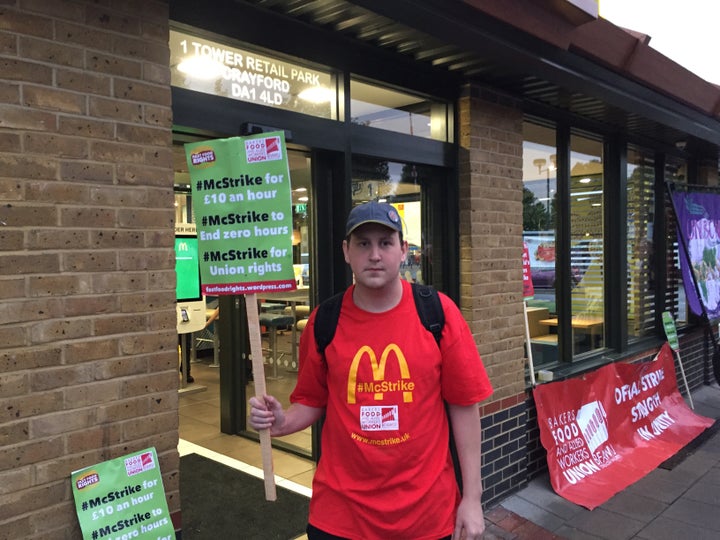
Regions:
[[523, 118, 694, 377]]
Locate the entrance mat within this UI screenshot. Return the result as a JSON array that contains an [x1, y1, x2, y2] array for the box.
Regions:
[[180, 453, 310, 539], [659, 419, 719, 470]]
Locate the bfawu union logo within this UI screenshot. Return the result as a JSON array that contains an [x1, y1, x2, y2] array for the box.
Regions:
[[245, 135, 283, 163], [347, 344, 415, 404], [124, 451, 156, 477], [360, 405, 399, 431]]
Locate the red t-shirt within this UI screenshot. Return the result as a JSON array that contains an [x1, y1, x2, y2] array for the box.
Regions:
[[291, 280, 493, 539]]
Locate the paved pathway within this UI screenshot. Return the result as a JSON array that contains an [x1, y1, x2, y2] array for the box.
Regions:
[[487, 384, 720, 540]]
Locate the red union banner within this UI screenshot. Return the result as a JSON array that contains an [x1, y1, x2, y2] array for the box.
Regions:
[[534, 343, 714, 509], [522, 242, 534, 299]]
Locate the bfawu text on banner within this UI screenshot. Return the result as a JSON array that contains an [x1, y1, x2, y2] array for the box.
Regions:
[[533, 343, 714, 509]]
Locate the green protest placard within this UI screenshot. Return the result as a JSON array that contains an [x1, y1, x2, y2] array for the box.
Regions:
[[185, 132, 296, 295], [71, 447, 174, 540], [662, 311, 680, 351]]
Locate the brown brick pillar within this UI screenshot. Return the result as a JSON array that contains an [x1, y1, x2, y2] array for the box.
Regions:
[[457, 84, 527, 400], [0, 2, 178, 537]]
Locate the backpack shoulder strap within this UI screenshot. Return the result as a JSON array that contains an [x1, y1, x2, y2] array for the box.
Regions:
[[314, 283, 445, 355], [411, 282, 445, 346], [314, 290, 345, 354]]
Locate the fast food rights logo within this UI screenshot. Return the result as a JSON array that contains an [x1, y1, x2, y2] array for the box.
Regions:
[[75, 471, 100, 490], [189, 146, 216, 168], [190, 147, 216, 169], [124, 451, 156, 477]]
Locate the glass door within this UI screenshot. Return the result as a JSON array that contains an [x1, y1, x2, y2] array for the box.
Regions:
[[242, 148, 314, 457], [350, 155, 449, 291]]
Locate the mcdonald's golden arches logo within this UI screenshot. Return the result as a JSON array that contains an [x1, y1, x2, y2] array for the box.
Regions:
[[347, 344, 415, 404]]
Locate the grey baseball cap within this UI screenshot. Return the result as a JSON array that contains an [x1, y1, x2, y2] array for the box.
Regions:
[[345, 201, 403, 237]]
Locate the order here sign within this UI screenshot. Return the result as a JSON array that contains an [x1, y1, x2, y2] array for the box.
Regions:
[[185, 132, 296, 295]]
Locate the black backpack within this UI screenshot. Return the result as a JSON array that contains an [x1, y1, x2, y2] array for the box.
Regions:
[[313, 282, 445, 355]]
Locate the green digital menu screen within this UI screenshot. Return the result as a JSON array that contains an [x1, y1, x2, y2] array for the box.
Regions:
[[175, 235, 202, 302]]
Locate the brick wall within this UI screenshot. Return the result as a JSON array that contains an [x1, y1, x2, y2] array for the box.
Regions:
[[457, 84, 529, 505], [0, 2, 177, 538], [457, 84, 526, 401], [480, 398, 529, 506]]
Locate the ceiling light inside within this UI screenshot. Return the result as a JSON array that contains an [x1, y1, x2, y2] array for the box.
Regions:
[[298, 86, 334, 103], [177, 57, 224, 80]]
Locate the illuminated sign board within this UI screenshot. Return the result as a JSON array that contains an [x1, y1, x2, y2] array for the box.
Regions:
[[169, 29, 336, 119], [175, 235, 202, 302]]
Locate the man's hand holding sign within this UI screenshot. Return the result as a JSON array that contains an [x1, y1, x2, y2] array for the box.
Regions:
[[185, 132, 297, 501]]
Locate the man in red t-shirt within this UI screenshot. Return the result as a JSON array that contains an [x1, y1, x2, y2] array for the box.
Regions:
[[250, 201, 493, 540]]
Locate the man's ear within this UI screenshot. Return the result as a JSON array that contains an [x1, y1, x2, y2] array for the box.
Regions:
[[342, 239, 350, 263]]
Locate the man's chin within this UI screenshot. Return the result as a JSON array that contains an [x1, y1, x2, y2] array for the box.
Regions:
[[356, 275, 397, 290], [359, 279, 383, 288]]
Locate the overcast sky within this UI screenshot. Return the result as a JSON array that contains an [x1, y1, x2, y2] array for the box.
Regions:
[[599, 0, 720, 84]]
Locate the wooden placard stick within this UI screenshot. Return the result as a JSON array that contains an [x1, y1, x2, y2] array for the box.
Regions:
[[245, 292, 277, 501], [523, 301, 537, 386]]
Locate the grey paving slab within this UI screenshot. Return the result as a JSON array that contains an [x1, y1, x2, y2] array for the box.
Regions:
[[624, 470, 692, 504], [635, 515, 720, 540], [696, 429, 720, 452], [599, 490, 667, 522], [701, 464, 720, 485], [515, 476, 583, 520], [662, 498, 720, 532], [684, 476, 720, 505], [670, 448, 717, 479], [554, 525, 604, 540], [564, 507, 644, 540]]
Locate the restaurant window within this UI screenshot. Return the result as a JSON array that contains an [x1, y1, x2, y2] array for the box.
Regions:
[[522, 123, 558, 365], [570, 134, 604, 356], [523, 123, 608, 367], [627, 146, 656, 338], [666, 157, 689, 325], [349, 78, 451, 142]]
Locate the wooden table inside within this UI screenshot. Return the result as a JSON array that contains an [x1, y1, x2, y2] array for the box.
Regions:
[[539, 317, 604, 350], [259, 288, 310, 304]]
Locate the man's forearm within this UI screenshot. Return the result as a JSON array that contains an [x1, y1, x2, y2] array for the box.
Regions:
[[271, 402, 324, 437], [447, 402, 483, 499]]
